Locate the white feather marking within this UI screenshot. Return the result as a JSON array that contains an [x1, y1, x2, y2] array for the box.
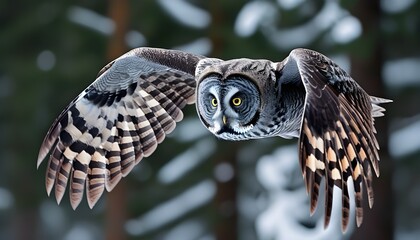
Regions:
[[231, 123, 253, 134], [76, 150, 91, 165], [306, 154, 317, 172], [66, 124, 83, 139], [63, 148, 78, 162], [331, 168, 342, 180], [139, 90, 160, 107]]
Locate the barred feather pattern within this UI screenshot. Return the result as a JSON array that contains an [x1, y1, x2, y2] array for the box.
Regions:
[[288, 49, 391, 232], [37, 48, 201, 209]]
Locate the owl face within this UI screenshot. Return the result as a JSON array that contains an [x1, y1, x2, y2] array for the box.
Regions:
[[196, 74, 261, 140]]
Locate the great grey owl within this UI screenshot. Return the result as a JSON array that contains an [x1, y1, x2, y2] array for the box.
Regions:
[[37, 47, 391, 231]]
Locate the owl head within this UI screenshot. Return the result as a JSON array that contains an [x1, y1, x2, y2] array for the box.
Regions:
[[195, 58, 277, 140]]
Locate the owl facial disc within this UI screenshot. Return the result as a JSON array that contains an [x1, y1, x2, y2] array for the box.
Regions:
[[196, 75, 260, 140]]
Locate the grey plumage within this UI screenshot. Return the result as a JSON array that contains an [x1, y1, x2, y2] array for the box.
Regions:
[[37, 47, 391, 231]]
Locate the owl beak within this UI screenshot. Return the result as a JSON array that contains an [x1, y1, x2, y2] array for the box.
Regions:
[[212, 115, 228, 134], [222, 115, 227, 125], [211, 113, 234, 135]]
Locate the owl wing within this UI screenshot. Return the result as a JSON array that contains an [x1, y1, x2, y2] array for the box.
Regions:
[[277, 48, 391, 231], [37, 47, 204, 209]]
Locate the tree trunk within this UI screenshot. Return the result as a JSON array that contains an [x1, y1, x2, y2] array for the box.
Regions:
[[212, 143, 238, 240], [209, 1, 238, 239], [105, 1, 129, 240], [349, 1, 394, 239]]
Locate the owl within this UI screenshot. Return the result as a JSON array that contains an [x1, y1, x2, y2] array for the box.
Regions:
[[37, 47, 391, 231]]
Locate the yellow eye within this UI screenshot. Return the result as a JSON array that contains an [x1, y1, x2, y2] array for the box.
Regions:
[[232, 97, 242, 106], [211, 98, 218, 107]]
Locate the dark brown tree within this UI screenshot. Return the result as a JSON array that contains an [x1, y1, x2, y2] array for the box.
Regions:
[[105, 0, 129, 239], [349, 0, 394, 239]]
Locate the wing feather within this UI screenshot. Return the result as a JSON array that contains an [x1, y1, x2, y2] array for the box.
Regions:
[[37, 48, 203, 208], [285, 48, 391, 231], [86, 150, 107, 208]]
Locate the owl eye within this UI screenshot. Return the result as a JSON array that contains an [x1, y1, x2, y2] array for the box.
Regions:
[[232, 97, 242, 106], [211, 97, 218, 107]]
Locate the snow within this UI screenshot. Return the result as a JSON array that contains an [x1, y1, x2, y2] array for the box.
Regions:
[[160, 218, 208, 240], [125, 31, 147, 48], [383, 58, 420, 89], [170, 117, 211, 142], [67, 6, 115, 35], [0, 187, 13, 209], [157, 138, 215, 184], [330, 16, 362, 44], [255, 145, 355, 240], [125, 180, 216, 236], [235, 0, 365, 50], [157, 0, 210, 29], [213, 162, 235, 183], [389, 117, 420, 158], [261, 0, 347, 50], [277, 0, 306, 10], [64, 223, 100, 240], [234, 1, 277, 37], [174, 38, 212, 56], [40, 201, 66, 233], [381, 0, 417, 14], [37, 50, 56, 71]]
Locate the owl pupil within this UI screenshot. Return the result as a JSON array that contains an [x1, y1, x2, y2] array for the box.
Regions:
[[232, 97, 242, 106]]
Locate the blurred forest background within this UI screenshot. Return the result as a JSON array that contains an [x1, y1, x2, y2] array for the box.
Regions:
[[1, 0, 419, 239]]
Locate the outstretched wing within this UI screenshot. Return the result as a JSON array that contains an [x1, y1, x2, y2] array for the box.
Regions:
[[278, 48, 391, 231], [37, 47, 204, 209]]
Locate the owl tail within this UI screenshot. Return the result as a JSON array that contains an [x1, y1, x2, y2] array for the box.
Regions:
[[370, 96, 392, 118]]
